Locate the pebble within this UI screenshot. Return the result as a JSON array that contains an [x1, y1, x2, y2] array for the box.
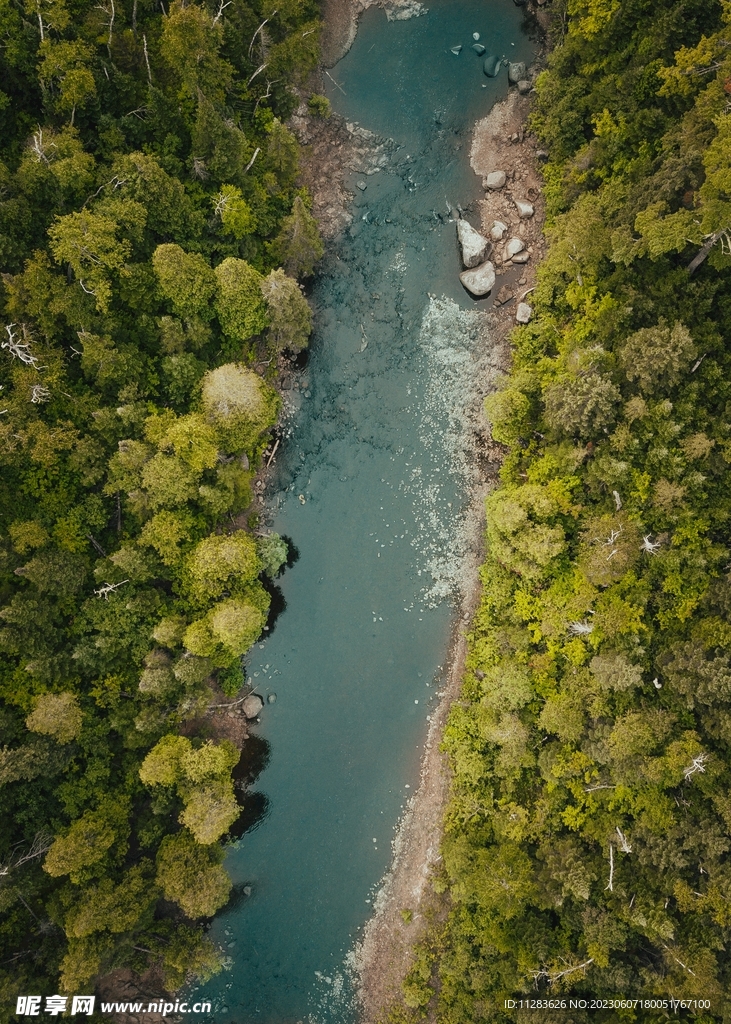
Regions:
[[472, 31, 480, 39]]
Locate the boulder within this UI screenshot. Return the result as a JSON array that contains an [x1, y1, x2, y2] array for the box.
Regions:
[[242, 693, 264, 719], [516, 302, 533, 324], [472, 42, 486, 54], [536, 149, 549, 162], [511, 251, 530, 264], [483, 54, 501, 77], [517, 79, 531, 95], [484, 170, 506, 190], [450, 44, 462, 54], [459, 259, 495, 297], [515, 199, 534, 219], [505, 236, 525, 259], [490, 219, 508, 241], [508, 61, 526, 83], [457, 218, 491, 268]]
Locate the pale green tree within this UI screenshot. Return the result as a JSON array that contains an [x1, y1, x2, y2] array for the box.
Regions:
[[26, 692, 82, 744], [201, 362, 280, 453], [260, 269, 312, 354]]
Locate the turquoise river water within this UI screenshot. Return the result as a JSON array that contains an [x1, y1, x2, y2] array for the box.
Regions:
[[199, 2, 532, 1021]]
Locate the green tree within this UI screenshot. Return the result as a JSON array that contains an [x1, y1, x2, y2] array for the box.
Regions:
[[155, 832, 231, 918], [269, 195, 324, 278], [152, 244, 217, 320], [214, 257, 268, 342]]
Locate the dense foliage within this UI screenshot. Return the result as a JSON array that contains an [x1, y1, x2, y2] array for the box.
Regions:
[[398, 0, 731, 1020], [0, 0, 322, 1006]]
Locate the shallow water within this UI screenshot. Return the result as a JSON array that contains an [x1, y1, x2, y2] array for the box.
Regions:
[[200, 3, 532, 1021]]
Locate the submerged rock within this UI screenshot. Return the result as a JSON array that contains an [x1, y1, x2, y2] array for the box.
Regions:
[[472, 42, 486, 55], [515, 199, 534, 219], [505, 236, 526, 259], [472, 31, 480, 40], [243, 693, 264, 719], [450, 44, 462, 54], [457, 218, 491, 268], [508, 61, 526, 84], [459, 259, 495, 297], [483, 54, 501, 77], [267, 692, 277, 704], [484, 170, 506, 190], [490, 219, 508, 241], [516, 302, 533, 323]]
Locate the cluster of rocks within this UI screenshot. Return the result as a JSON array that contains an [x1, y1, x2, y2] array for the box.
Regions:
[[456, 189, 535, 322], [448, 33, 531, 93]]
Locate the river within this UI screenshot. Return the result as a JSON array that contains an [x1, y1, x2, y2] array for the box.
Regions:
[[200, 2, 531, 1021]]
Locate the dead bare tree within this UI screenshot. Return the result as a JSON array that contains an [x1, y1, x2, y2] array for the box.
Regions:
[[248, 11, 277, 57], [2, 325, 40, 368], [531, 958, 595, 987], [683, 752, 710, 780], [0, 831, 54, 877], [212, 0, 231, 25], [94, 580, 129, 599]]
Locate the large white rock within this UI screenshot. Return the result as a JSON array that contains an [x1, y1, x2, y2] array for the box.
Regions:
[[457, 219, 491, 268], [515, 199, 534, 219], [490, 220, 508, 241], [516, 302, 533, 324], [484, 170, 506, 190], [459, 259, 495, 297], [242, 693, 264, 719], [505, 236, 526, 259]]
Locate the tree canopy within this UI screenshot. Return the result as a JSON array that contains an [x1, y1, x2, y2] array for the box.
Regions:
[[0, 0, 320, 1000]]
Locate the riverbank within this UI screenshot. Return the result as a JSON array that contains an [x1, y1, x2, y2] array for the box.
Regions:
[[353, 33, 549, 1024]]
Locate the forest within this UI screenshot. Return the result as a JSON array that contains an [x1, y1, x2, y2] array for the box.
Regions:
[[395, 0, 731, 1020], [0, 0, 324, 1007]]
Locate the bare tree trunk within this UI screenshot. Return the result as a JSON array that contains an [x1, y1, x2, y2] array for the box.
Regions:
[[688, 231, 722, 274]]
